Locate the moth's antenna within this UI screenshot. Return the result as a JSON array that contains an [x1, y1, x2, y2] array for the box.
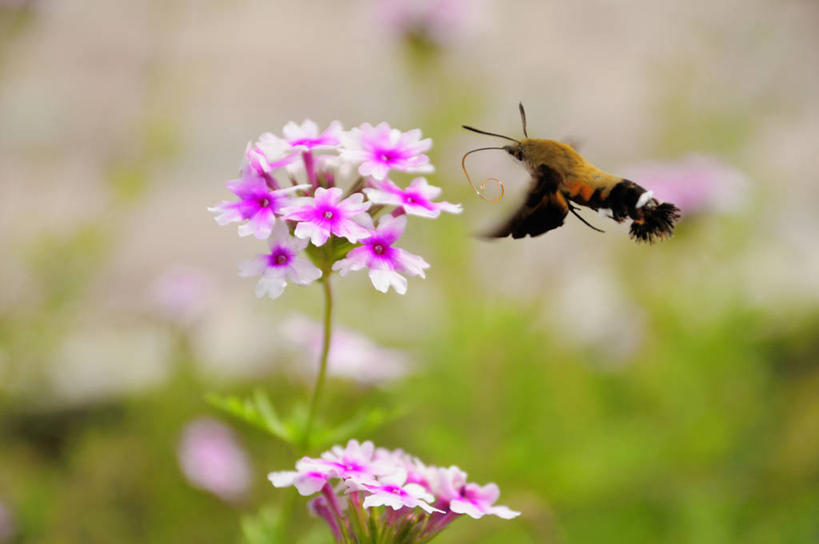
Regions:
[[568, 203, 605, 233], [519, 103, 528, 138], [462, 125, 519, 143], [461, 147, 507, 203]]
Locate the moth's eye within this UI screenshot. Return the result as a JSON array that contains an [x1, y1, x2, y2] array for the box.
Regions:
[[515, 150, 523, 160]]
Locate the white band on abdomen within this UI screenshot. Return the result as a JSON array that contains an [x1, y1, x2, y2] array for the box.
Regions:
[[636, 190, 654, 209]]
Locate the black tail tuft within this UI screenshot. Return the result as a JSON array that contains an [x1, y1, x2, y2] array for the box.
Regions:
[[629, 203, 681, 243]]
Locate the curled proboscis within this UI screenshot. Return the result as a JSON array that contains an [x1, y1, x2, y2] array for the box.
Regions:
[[461, 147, 506, 203]]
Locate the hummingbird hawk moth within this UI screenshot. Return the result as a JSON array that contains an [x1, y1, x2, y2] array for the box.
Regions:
[[462, 104, 681, 243]]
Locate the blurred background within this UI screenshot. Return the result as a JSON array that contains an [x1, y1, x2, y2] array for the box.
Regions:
[[2, 0, 819, 542]]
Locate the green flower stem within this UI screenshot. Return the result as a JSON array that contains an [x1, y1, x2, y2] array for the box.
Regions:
[[301, 268, 334, 451], [279, 262, 335, 541]]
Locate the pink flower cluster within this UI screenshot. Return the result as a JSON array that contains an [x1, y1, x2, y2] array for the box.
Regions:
[[210, 120, 460, 298], [269, 440, 518, 543]]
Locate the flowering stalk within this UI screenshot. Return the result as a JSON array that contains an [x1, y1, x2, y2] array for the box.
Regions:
[[210, 118, 463, 540], [301, 272, 333, 450]]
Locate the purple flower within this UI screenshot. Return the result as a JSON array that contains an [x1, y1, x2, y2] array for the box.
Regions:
[[283, 187, 372, 246], [348, 470, 441, 514], [309, 439, 394, 482], [209, 174, 305, 239], [307, 494, 344, 542], [241, 142, 300, 188], [258, 120, 343, 156], [178, 418, 251, 502], [434, 466, 520, 520], [270, 440, 390, 495], [622, 154, 748, 216], [375, 447, 434, 489], [332, 215, 429, 295], [364, 177, 462, 218], [238, 221, 322, 299], [280, 120, 343, 152], [339, 122, 433, 180]]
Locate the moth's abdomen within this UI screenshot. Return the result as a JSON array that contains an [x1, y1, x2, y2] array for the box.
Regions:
[[565, 178, 681, 243], [629, 202, 680, 243], [605, 179, 680, 243]]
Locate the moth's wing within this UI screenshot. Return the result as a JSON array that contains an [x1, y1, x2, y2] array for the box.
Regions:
[[486, 164, 569, 239]]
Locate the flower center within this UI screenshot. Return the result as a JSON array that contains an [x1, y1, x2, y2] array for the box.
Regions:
[[378, 150, 396, 163], [324, 210, 334, 220], [269, 247, 292, 268], [260, 198, 270, 207], [373, 244, 385, 255]]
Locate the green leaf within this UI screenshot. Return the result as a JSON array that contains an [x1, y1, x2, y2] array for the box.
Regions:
[[304, 237, 357, 271], [206, 390, 295, 444]]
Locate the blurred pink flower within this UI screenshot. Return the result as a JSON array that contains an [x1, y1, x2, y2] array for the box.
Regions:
[[622, 154, 748, 216], [148, 266, 213, 325], [377, 0, 476, 47], [339, 122, 433, 180], [0, 502, 14, 543], [281, 314, 411, 385], [178, 418, 251, 502]]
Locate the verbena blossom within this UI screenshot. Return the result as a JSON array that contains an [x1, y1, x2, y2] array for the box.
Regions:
[[283, 187, 372, 246], [275, 119, 344, 152], [340, 122, 433, 180], [332, 215, 429, 295], [209, 169, 304, 239], [622, 154, 748, 216], [433, 466, 519, 519], [269, 439, 519, 543], [364, 177, 462, 218], [210, 118, 459, 298], [238, 221, 322, 299], [178, 418, 251, 502]]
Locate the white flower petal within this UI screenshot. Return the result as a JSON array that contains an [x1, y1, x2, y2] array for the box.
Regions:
[[238, 256, 266, 278], [255, 274, 286, 299], [369, 268, 407, 294], [268, 471, 297, 488], [287, 257, 322, 285], [450, 498, 485, 519]]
